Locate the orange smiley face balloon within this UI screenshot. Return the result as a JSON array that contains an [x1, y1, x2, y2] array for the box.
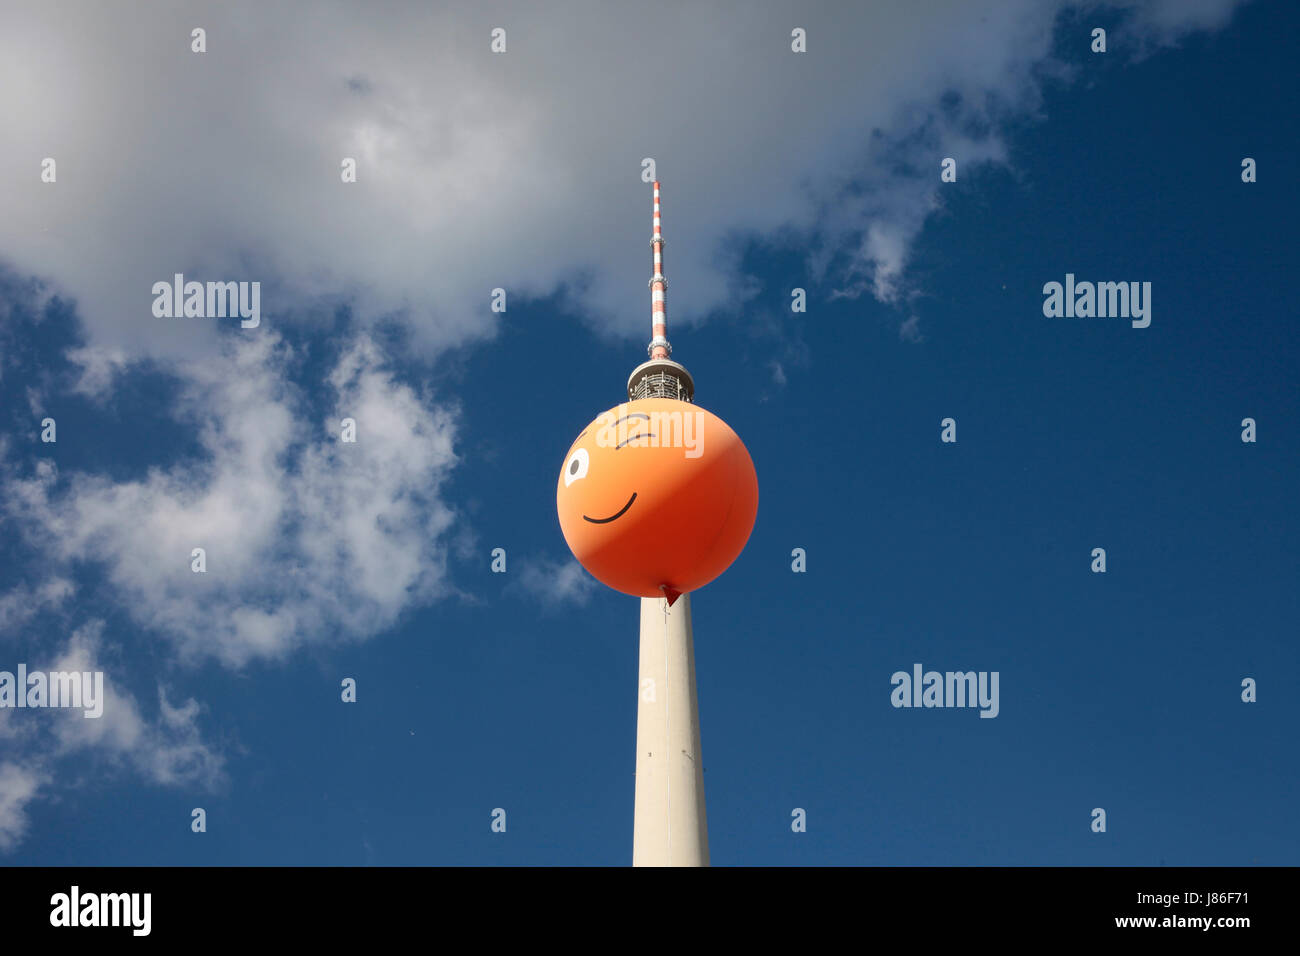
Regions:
[[557, 397, 758, 599]]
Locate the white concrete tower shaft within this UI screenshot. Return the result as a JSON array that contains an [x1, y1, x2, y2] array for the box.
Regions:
[[632, 181, 709, 866], [633, 594, 709, 866]]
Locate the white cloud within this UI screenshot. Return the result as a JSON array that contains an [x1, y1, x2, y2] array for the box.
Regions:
[[0, 762, 46, 852], [65, 344, 131, 399], [0, 622, 224, 852], [0, 577, 75, 635], [0, 1, 1245, 362], [1121, 0, 1245, 48], [43, 623, 224, 787], [515, 555, 599, 609], [4, 333, 459, 668]]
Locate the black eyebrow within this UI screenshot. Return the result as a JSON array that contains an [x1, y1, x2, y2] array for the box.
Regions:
[[615, 432, 656, 450], [612, 413, 650, 426]]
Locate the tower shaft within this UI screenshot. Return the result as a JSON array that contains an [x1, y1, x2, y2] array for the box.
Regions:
[[633, 593, 709, 866]]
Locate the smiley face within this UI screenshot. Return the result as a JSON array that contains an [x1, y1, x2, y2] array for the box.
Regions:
[[557, 397, 758, 598]]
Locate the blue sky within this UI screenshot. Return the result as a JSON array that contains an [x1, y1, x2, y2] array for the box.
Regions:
[[0, 0, 1296, 865]]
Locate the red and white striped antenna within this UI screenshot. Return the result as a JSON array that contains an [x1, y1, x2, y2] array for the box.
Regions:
[[648, 181, 671, 359], [627, 179, 694, 402]]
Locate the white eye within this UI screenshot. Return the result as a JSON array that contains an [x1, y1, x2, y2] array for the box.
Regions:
[[564, 448, 590, 487]]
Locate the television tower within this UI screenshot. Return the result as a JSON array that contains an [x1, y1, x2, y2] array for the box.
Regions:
[[628, 182, 708, 866]]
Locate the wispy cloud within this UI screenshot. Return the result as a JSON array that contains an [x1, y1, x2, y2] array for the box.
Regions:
[[514, 556, 599, 609], [0, 577, 75, 634], [4, 333, 460, 668], [64, 344, 130, 400], [0, 621, 226, 853], [0, 762, 46, 852], [43, 622, 225, 788]]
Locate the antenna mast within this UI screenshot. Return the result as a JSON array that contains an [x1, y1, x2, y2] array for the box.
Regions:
[[628, 180, 695, 402], [649, 181, 671, 360]]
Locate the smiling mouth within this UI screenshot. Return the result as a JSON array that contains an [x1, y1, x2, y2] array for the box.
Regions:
[[583, 492, 637, 524]]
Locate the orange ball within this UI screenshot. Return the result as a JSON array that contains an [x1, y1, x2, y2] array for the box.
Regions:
[[556, 397, 758, 598]]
